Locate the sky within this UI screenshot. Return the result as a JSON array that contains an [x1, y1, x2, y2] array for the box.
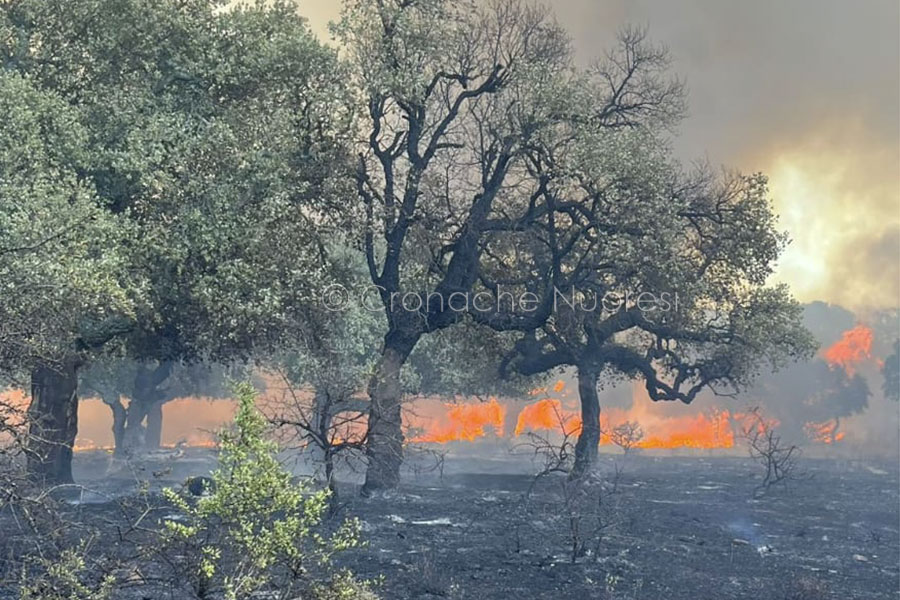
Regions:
[[297, 0, 900, 311]]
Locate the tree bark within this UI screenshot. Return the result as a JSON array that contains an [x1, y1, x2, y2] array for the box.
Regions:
[[123, 361, 171, 453], [571, 366, 601, 480], [145, 402, 163, 449], [101, 393, 127, 456], [362, 338, 415, 496], [122, 399, 148, 452], [26, 359, 79, 485]]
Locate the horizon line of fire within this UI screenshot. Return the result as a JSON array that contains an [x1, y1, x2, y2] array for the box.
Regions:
[[6, 322, 876, 452], [403, 394, 844, 447]]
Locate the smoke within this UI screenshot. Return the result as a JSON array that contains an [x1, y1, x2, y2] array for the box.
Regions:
[[299, 0, 900, 312], [554, 0, 900, 311]]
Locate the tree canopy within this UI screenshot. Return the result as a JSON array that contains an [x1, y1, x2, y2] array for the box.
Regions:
[[334, 0, 813, 489], [0, 71, 134, 380]]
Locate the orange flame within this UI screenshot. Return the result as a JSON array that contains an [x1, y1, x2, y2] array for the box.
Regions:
[[408, 397, 506, 443], [823, 325, 873, 376], [511, 386, 739, 449], [804, 419, 845, 444], [628, 409, 735, 449], [514, 398, 581, 436]]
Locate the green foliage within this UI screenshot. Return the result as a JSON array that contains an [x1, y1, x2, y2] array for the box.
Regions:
[[80, 357, 250, 405], [160, 382, 375, 600], [309, 571, 383, 600], [2, 0, 354, 370], [0, 71, 134, 378], [278, 243, 544, 401], [19, 541, 115, 600], [407, 323, 547, 397]]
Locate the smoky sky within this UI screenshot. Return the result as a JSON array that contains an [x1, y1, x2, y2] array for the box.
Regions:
[[300, 0, 900, 310]]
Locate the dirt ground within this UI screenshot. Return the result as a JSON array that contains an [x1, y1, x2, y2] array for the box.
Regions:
[[1, 450, 897, 599], [337, 454, 900, 600]]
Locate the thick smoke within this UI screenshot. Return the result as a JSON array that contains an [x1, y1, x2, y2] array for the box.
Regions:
[[302, 0, 900, 310]]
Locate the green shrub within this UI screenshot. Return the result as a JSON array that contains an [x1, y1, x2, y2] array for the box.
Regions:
[[160, 382, 376, 600], [19, 542, 114, 600]]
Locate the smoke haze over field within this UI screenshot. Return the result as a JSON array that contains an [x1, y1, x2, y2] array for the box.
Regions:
[[300, 0, 900, 311]]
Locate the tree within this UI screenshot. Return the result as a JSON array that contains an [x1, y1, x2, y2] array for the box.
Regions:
[[883, 340, 899, 402], [269, 245, 542, 499], [440, 26, 813, 478], [80, 358, 246, 453], [3, 0, 351, 482], [0, 71, 135, 483], [335, 0, 616, 494], [500, 168, 815, 476], [739, 407, 803, 497], [463, 23, 815, 478]]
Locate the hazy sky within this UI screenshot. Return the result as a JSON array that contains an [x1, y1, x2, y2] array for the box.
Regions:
[[298, 0, 900, 311]]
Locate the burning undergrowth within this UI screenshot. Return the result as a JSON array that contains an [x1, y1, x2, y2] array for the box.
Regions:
[[3, 317, 896, 461]]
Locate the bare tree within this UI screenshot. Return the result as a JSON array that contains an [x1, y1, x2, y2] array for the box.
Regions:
[[512, 404, 621, 564], [513, 402, 580, 497], [739, 407, 803, 497], [609, 420, 644, 455], [267, 372, 369, 508]]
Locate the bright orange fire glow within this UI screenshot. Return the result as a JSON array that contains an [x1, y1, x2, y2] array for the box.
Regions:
[[626, 409, 735, 449], [514, 398, 581, 436], [511, 386, 739, 449], [804, 419, 846, 444], [823, 325, 873, 376], [73, 396, 236, 451], [5, 373, 856, 456], [408, 397, 506, 443]]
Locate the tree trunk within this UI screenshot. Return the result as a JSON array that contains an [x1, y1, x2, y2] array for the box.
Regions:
[[362, 338, 415, 496], [122, 399, 148, 452], [571, 366, 601, 480], [145, 402, 163, 449], [123, 361, 171, 453], [102, 393, 127, 456], [26, 360, 79, 484]]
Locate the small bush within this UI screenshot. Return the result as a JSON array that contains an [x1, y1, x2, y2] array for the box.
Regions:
[[19, 542, 114, 600], [159, 382, 376, 600]]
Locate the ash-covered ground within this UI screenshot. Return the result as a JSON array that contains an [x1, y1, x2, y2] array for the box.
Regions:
[[2, 449, 897, 599]]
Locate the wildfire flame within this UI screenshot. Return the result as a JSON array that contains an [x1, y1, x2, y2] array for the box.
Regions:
[[509, 385, 739, 449], [804, 419, 846, 444], [823, 325, 873, 376], [514, 398, 581, 436], [627, 409, 735, 449], [5, 370, 858, 455], [408, 397, 506, 443]]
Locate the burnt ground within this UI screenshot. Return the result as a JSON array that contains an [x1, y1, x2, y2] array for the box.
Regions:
[[1, 450, 897, 599]]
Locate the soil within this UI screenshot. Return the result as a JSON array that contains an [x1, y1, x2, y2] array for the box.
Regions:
[[1, 450, 897, 600]]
